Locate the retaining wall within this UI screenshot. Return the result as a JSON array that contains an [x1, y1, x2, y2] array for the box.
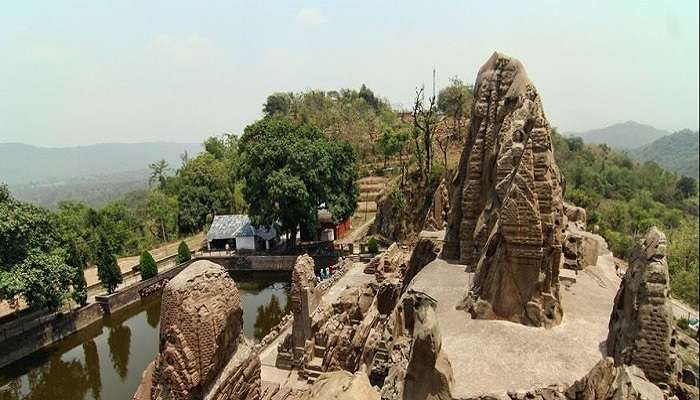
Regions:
[[0, 303, 103, 368], [95, 260, 193, 315], [200, 254, 338, 271]]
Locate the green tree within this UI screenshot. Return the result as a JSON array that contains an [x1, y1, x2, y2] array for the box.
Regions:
[[139, 250, 158, 280], [240, 116, 359, 247], [0, 185, 76, 311], [437, 76, 472, 119], [177, 153, 230, 233], [149, 159, 170, 189], [675, 176, 698, 199], [147, 189, 178, 243], [263, 92, 295, 116], [96, 235, 122, 294], [1, 251, 74, 311], [177, 241, 191, 264], [65, 241, 89, 307]]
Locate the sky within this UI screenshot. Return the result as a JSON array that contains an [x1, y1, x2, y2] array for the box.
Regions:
[[1, 1, 698, 147]]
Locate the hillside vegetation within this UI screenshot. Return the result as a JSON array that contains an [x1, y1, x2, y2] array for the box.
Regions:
[[553, 132, 699, 307], [630, 129, 699, 179]]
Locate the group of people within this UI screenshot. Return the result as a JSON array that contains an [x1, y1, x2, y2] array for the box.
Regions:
[[315, 266, 333, 284]]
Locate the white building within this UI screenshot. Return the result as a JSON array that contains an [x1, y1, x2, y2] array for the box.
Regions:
[[206, 215, 278, 252]]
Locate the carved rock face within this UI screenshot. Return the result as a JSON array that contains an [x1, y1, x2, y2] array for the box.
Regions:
[[444, 52, 565, 327], [607, 227, 680, 388], [155, 260, 243, 399]]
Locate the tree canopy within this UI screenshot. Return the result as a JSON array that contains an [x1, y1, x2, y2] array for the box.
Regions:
[[240, 116, 359, 244]]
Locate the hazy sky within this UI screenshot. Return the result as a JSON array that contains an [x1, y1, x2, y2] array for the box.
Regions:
[[1, 1, 698, 147]]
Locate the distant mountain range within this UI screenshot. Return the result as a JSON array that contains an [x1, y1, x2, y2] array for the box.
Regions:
[[570, 122, 698, 179], [629, 130, 699, 179], [1, 142, 202, 209], [570, 121, 669, 149]]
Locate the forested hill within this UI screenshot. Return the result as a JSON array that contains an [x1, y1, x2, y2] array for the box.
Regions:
[[629, 130, 699, 179], [0, 142, 202, 185], [571, 121, 668, 149]]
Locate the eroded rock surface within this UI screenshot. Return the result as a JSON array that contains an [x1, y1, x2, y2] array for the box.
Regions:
[[277, 254, 322, 370], [297, 371, 380, 400], [424, 178, 450, 231], [134, 260, 260, 400], [566, 358, 664, 400], [444, 52, 565, 327], [606, 227, 681, 389]]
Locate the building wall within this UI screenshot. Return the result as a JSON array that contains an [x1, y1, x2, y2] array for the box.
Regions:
[[235, 236, 256, 250]]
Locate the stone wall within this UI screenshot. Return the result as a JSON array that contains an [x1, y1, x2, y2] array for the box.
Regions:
[[0, 302, 103, 368], [95, 260, 193, 314], [201, 254, 339, 272]]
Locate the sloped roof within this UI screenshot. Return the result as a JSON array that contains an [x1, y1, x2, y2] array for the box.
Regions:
[[207, 215, 277, 241]]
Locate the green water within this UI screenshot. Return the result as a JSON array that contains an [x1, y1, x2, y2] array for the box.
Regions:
[[0, 271, 290, 400]]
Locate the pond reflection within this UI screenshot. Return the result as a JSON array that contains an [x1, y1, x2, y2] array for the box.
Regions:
[[0, 271, 290, 400]]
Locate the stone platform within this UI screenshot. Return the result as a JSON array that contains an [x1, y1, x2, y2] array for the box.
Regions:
[[407, 254, 620, 399]]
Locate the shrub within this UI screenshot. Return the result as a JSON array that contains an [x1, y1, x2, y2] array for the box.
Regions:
[[97, 245, 122, 294], [677, 318, 689, 330], [177, 241, 191, 264], [367, 236, 379, 254], [139, 250, 158, 280]]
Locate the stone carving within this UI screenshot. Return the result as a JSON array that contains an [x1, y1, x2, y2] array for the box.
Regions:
[[133, 260, 260, 400], [278, 254, 321, 370], [444, 52, 565, 327], [606, 227, 681, 389]]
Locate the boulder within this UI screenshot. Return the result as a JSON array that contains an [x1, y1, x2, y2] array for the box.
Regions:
[[297, 371, 380, 400], [566, 358, 664, 400], [563, 201, 587, 229], [444, 52, 565, 328]]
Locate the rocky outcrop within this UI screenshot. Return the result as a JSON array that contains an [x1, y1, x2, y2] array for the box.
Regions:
[[444, 52, 565, 328], [566, 358, 664, 400], [424, 178, 450, 231], [403, 291, 454, 400], [380, 291, 453, 400], [562, 225, 600, 271], [134, 260, 260, 400], [606, 227, 681, 389], [402, 237, 442, 292], [372, 173, 443, 242], [563, 202, 587, 230]]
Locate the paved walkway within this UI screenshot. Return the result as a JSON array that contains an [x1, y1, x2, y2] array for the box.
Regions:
[[258, 261, 373, 388]]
